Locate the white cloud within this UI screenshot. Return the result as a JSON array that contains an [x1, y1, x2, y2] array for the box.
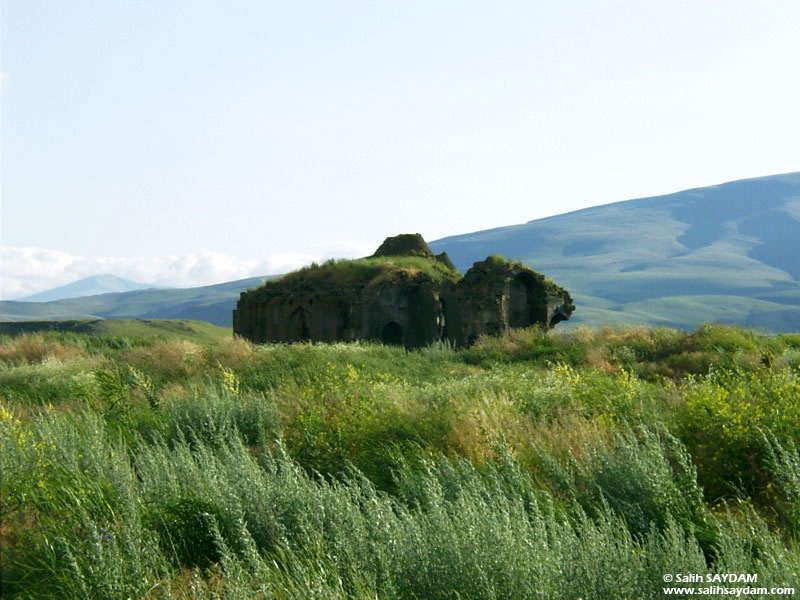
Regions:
[[0, 244, 369, 300]]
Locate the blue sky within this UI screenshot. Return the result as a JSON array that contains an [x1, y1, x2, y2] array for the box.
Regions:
[[2, 1, 799, 298]]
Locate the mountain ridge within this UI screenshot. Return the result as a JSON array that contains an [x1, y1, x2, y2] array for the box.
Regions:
[[16, 274, 156, 302], [429, 171, 800, 330]]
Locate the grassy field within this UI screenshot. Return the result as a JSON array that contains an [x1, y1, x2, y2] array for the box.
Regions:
[[1, 322, 799, 598], [0, 319, 232, 342]]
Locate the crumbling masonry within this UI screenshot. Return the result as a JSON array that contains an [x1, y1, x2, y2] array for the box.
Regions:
[[233, 234, 574, 348]]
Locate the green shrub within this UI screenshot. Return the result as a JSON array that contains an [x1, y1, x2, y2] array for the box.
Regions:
[[165, 383, 280, 449], [532, 424, 713, 544], [678, 366, 800, 501], [144, 498, 226, 568], [460, 327, 587, 367]]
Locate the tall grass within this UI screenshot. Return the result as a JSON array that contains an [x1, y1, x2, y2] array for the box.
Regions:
[[3, 407, 797, 599], [2, 323, 799, 597]]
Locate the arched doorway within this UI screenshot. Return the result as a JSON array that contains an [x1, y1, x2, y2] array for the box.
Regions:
[[508, 275, 533, 328], [381, 321, 403, 346], [288, 307, 311, 341]]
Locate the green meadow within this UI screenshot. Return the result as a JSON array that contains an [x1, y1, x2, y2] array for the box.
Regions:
[[1, 321, 799, 598]]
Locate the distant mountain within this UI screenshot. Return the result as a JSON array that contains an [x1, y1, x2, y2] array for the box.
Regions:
[[17, 274, 154, 302], [430, 172, 800, 331], [0, 276, 274, 328]]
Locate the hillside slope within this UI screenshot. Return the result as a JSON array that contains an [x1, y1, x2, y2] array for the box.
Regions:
[[430, 172, 800, 331], [0, 276, 273, 327]]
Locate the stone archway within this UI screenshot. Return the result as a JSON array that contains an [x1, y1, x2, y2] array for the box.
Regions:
[[508, 274, 533, 328], [380, 321, 404, 346], [288, 307, 311, 341]]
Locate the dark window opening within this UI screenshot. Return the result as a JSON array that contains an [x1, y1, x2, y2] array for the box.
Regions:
[[381, 321, 404, 346]]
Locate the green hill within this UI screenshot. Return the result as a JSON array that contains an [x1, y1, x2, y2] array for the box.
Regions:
[[0, 276, 274, 327], [430, 172, 800, 331]]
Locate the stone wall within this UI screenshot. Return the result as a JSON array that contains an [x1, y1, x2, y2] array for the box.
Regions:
[[233, 236, 574, 347], [233, 273, 446, 348], [444, 257, 574, 346]]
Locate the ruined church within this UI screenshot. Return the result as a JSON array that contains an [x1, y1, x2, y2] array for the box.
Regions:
[[233, 234, 574, 348]]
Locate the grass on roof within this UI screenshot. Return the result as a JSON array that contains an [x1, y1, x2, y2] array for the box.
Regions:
[[267, 255, 463, 288]]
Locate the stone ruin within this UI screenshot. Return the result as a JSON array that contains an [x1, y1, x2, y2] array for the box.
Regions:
[[233, 234, 574, 348]]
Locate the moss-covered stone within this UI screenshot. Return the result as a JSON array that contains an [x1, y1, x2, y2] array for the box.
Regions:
[[371, 233, 434, 259], [434, 252, 457, 271], [234, 235, 574, 347]]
